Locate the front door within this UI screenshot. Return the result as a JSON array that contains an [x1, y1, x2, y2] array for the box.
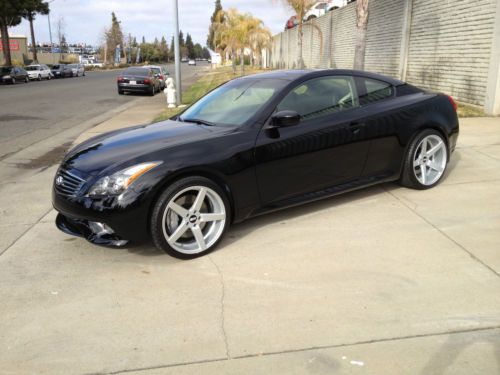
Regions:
[[255, 75, 371, 206]]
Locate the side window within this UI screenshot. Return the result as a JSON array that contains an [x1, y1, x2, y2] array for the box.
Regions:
[[357, 77, 394, 105], [276, 76, 358, 121]]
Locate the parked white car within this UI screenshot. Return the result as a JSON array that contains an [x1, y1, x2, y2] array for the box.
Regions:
[[25, 64, 52, 80], [67, 63, 85, 77], [188, 59, 196, 66], [304, 0, 348, 21], [143, 65, 169, 90]]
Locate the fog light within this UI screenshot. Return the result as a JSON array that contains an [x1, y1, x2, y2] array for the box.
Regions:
[[88, 221, 114, 236]]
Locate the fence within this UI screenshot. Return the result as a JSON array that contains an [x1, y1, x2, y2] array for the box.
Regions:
[[270, 0, 500, 115]]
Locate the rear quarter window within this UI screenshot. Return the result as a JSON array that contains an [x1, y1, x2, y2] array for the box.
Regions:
[[356, 77, 394, 106]]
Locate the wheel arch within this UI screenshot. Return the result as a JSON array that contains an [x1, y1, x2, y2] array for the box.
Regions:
[[146, 168, 236, 233]]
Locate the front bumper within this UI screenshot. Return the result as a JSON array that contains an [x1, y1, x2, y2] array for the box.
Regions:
[[56, 213, 129, 247], [53, 187, 152, 246]]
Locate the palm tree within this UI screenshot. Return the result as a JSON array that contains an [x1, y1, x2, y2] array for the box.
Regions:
[[353, 0, 369, 70], [213, 9, 271, 74], [20, 0, 49, 63], [277, 0, 322, 69], [248, 22, 271, 68]]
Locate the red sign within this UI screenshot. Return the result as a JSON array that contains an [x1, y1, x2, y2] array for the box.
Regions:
[[0, 40, 20, 51]]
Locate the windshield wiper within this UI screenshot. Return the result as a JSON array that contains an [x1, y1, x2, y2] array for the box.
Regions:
[[181, 118, 216, 127]]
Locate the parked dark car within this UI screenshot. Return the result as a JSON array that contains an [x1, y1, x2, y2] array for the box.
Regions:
[[116, 67, 161, 95], [51, 64, 73, 78], [0, 66, 29, 84], [53, 69, 459, 259]]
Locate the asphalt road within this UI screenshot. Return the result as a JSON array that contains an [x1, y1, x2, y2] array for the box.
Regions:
[[0, 62, 208, 162]]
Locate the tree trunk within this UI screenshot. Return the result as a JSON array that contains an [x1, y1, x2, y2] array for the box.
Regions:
[[0, 21, 12, 66], [28, 14, 38, 62], [353, 0, 369, 70], [297, 22, 304, 69], [240, 50, 244, 75], [232, 52, 236, 74]]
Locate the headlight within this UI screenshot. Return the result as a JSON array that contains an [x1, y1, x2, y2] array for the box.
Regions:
[[88, 162, 161, 197], [4, 75, 11, 79]]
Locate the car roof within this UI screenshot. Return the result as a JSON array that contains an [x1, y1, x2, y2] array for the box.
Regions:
[[239, 69, 405, 85]]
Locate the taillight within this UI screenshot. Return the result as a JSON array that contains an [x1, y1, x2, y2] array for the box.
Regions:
[[144, 78, 151, 84], [117, 75, 123, 82], [447, 95, 457, 111], [160, 75, 164, 80]]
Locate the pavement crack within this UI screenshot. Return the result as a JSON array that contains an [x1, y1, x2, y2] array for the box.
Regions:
[[384, 188, 500, 278], [97, 325, 500, 375], [208, 254, 231, 359]]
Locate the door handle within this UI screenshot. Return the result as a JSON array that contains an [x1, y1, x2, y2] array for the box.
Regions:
[[349, 122, 366, 134]]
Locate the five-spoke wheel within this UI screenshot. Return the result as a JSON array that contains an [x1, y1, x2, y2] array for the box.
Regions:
[[151, 177, 230, 259], [402, 129, 448, 189]]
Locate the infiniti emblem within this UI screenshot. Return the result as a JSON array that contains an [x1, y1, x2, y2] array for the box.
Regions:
[[55, 176, 64, 186]]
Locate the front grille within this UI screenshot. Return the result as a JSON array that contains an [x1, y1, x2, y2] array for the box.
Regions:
[[54, 169, 86, 197]]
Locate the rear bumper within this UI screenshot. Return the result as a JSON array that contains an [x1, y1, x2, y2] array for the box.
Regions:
[[118, 83, 151, 92]]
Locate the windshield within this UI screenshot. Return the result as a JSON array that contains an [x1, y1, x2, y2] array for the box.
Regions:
[[67, 64, 77, 68], [52, 65, 61, 69], [26, 66, 40, 71], [124, 68, 149, 76], [180, 78, 288, 127]]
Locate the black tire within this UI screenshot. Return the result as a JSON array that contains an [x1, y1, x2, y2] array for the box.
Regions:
[[400, 129, 448, 190], [118, 90, 124, 95], [307, 15, 316, 21], [25, 76, 29, 83], [38, 74, 41, 81], [149, 85, 155, 96], [150, 176, 231, 259]]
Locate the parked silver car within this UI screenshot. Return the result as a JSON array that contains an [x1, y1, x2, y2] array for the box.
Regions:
[[67, 63, 85, 77], [143, 65, 169, 90]]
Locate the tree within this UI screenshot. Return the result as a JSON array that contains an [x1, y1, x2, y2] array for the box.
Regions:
[[278, 0, 316, 68], [353, 0, 369, 70], [185, 33, 195, 59], [0, 0, 22, 65], [160, 36, 168, 62], [207, 0, 223, 50], [105, 12, 124, 63], [169, 36, 175, 61], [20, 0, 49, 62], [56, 16, 66, 57]]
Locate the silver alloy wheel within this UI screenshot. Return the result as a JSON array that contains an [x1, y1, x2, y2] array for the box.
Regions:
[[162, 186, 226, 254], [413, 134, 447, 186]]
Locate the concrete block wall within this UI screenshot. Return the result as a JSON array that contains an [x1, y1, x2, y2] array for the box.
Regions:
[[270, 0, 500, 113]]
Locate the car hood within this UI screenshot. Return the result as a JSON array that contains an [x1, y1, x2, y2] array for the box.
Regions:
[[62, 120, 226, 175]]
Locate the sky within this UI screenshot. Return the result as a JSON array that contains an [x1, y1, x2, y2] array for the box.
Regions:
[[10, 0, 291, 47]]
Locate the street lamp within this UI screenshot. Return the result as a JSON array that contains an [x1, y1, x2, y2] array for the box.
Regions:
[[173, 0, 182, 104], [47, 0, 55, 64]]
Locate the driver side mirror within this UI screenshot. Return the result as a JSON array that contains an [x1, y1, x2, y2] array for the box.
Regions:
[[271, 110, 301, 128]]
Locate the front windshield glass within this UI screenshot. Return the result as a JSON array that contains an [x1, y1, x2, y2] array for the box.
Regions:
[[180, 78, 288, 127], [1, 67, 12, 74], [26, 66, 39, 71]]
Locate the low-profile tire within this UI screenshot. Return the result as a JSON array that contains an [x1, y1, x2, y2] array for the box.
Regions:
[[118, 89, 124, 95], [149, 85, 155, 96], [150, 176, 231, 259], [400, 129, 448, 190], [38, 74, 42, 81]]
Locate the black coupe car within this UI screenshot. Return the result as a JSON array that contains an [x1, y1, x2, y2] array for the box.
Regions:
[[53, 69, 459, 259], [51, 64, 73, 78]]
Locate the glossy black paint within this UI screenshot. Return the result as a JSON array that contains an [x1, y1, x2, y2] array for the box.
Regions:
[[53, 69, 459, 246], [117, 67, 161, 94]]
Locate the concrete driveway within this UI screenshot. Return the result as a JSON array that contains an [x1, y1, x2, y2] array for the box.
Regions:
[[0, 117, 499, 374]]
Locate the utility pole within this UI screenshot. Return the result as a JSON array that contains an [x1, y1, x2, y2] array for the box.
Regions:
[[173, 0, 182, 104]]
